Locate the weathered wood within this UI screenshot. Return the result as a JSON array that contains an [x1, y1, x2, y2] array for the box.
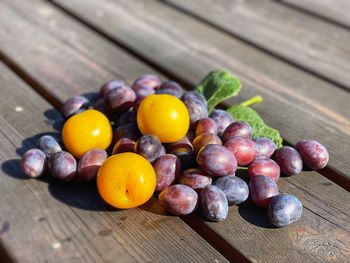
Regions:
[[1, 0, 350, 262], [0, 0, 162, 104], [48, 0, 350, 184], [0, 24, 229, 263], [282, 0, 350, 28], [165, 0, 350, 90]]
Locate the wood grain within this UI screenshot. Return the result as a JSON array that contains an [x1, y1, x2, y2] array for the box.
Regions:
[[165, 0, 350, 90], [282, 0, 350, 28], [48, 0, 350, 184], [0, 0, 350, 262], [0, 17, 229, 263]]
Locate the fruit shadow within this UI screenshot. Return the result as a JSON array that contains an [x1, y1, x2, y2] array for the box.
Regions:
[[1, 159, 31, 180], [43, 109, 64, 131], [237, 201, 276, 229], [139, 197, 169, 216], [47, 181, 115, 212], [81, 92, 100, 104], [3, 129, 60, 181], [1, 157, 114, 212]]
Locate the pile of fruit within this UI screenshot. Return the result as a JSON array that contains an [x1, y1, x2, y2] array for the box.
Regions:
[[20, 70, 329, 228]]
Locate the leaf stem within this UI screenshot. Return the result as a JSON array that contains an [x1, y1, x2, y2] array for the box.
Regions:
[[241, 95, 263, 107]]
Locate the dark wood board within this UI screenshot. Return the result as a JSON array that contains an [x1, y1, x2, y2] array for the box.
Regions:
[[47, 0, 350, 184], [165, 0, 350, 90], [0, 1, 350, 262], [0, 61, 229, 262], [282, 0, 350, 28]]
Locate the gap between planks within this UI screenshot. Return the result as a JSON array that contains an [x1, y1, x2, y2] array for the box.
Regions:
[[0, 50, 61, 109], [278, 0, 350, 30], [0, 0, 348, 262], [0, 36, 247, 263], [0, 60, 231, 263], [42, 0, 350, 191], [162, 0, 350, 93]]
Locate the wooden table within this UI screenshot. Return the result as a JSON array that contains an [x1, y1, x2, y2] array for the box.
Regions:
[[0, 0, 349, 262]]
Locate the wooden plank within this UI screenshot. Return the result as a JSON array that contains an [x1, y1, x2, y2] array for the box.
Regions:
[[48, 0, 350, 184], [1, 1, 350, 262], [165, 0, 350, 90], [282, 0, 350, 28], [0, 17, 230, 263]]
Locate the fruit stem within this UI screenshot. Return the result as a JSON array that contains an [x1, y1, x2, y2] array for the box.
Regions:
[[241, 96, 263, 107], [237, 166, 248, 170]]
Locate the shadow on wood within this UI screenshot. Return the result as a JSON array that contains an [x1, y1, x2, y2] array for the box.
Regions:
[[238, 201, 276, 229], [47, 180, 114, 212]]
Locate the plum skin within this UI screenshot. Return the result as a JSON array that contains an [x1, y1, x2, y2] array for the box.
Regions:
[[249, 175, 279, 208], [248, 158, 280, 182], [225, 137, 257, 166], [268, 194, 303, 227], [295, 140, 329, 170], [179, 168, 212, 190], [159, 185, 198, 215], [275, 146, 303, 176], [197, 144, 237, 177], [49, 151, 77, 181], [214, 176, 249, 205], [77, 148, 107, 182], [21, 149, 47, 178], [153, 154, 181, 192], [201, 185, 228, 222]]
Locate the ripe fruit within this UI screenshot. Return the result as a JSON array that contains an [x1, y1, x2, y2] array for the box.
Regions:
[[222, 121, 253, 142], [181, 91, 207, 106], [197, 144, 237, 176], [209, 109, 234, 136], [201, 185, 228, 222], [135, 135, 162, 163], [99, 80, 125, 98], [214, 176, 249, 205], [225, 137, 257, 166], [249, 175, 279, 208], [105, 85, 136, 113], [157, 81, 183, 98], [248, 158, 280, 182], [60, 96, 89, 118], [132, 84, 155, 99], [153, 154, 181, 192], [254, 137, 276, 159], [179, 168, 212, 190], [112, 138, 136, 154], [195, 117, 218, 136], [170, 148, 196, 170], [36, 135, 61, 157], [77, 148, 107, 182], [97, 153, 156, 209], [62, 109, 113, 158], [268, 194, 303, 227], [275, 146, 303, 176], [167, 136, 193, 152], [159, 185, 198, 215], [113, 123, 140, 143], [137, 94, 190, 143], [192, 133, 222, 153], [133, 74, 161, 90], [49, 151, 77, 181], [295, 140, 329, 170], [181, 92, 208, 124], [21, 149, 47, 178]]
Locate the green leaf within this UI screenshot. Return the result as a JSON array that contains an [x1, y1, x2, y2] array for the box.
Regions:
[[227, 104, 283, 148], [195, 69, 241, 112]]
